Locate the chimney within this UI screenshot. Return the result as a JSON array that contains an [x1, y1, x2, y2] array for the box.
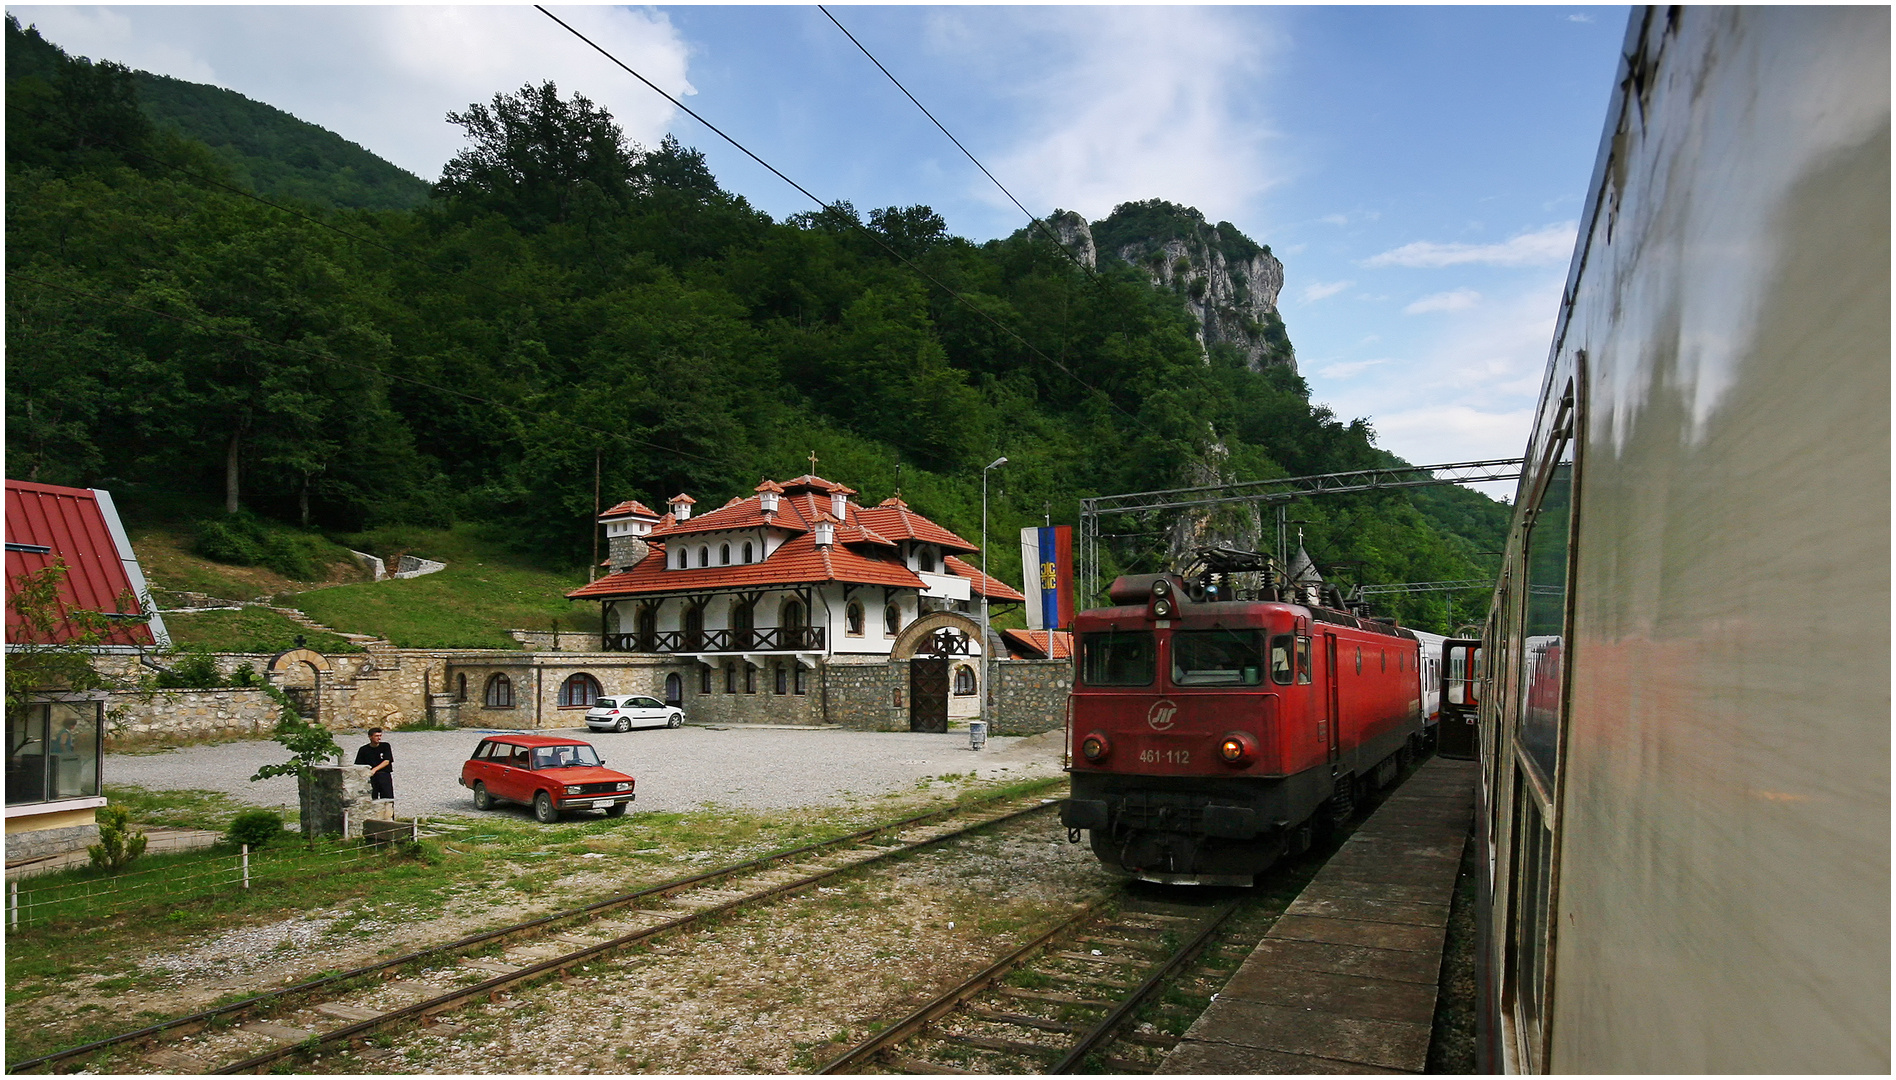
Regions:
[[813, 513, 836, 548], [830, 491, 847, 520], [756, 479, 783, 515], [669, 493, 696, 521]]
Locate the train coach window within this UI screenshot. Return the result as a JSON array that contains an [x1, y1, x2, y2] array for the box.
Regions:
[[1081, 631, 1156, 686], [1269, 636, 1293, 684], [1295, 636, 1312, 685], [1171, 630, 1265, 686]]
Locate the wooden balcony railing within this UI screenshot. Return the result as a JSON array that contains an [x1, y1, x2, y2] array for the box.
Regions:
[[602, 626, 827, 654]]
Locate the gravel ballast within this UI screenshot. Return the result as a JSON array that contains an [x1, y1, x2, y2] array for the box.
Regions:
[[107, 726, 1067, 820]]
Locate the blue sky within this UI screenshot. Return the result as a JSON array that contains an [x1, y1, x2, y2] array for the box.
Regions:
[[11, 5, 1630, 487]]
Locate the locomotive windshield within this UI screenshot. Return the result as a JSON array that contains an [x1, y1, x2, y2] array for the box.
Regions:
[[1269, 635, 1294, 685], [1080, 631, 1155, 686], [1171, 630, 1266, 686]]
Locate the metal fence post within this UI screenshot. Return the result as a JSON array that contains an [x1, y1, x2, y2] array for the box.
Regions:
[[10, 879, 17, 928], [242, 844, 250, 890]]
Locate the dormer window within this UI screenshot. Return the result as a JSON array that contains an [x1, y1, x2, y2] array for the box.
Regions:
[[721, 543, 731, 565], [674, 548, 686, 569], [743, 541, 755, 563], [698, 546, 709, 567]]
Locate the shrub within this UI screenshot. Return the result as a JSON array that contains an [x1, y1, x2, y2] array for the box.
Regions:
[[193, 514, 266, 566], [154, 645, 225, 689], [225, 808, 286, 849], [88, 804, 148, 871]]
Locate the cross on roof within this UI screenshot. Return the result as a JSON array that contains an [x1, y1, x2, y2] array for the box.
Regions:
[[808, 449, 818, 472]]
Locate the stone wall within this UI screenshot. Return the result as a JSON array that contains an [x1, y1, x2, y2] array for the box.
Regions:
[[107, 686, 283, 744], [6, 821, 100, 860], [823, 656, 909, 731], [991, 659, 1073, 735]]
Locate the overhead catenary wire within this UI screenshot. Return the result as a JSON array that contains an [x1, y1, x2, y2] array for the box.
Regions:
[[532, 4, 1150, 433], [815, 5, 1100, 280]]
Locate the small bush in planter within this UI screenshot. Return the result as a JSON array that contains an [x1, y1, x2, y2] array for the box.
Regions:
[[226, 808, 287, 849]]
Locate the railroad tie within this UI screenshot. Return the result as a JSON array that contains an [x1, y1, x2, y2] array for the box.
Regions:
[[883, 1052, 975, 1074], [239, 1020, 318, 1043], [312, 1003, 386, 1023], [142, 1048, 206, 1072]]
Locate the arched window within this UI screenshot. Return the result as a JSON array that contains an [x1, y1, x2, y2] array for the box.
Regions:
[[699, 664, 713, 694], [884, 604, 901, 636], [560, 673, 602, 708], [794, 664, 807, 695], [664, 673, 682, 705], [721, 543, 731, 565], [698, 546, 710, 567], [744, 663, 757, 694], [846, 602, 865, 636], [743, 541, 755, 563], [484, 674, 514, 708], [674, 547, 686, 569], [954, 665, 977, 696], [456, 673, 468, 702], [724, 663, 736, 693], [774, 663, 787, 694], [782, 600, 805, 630]]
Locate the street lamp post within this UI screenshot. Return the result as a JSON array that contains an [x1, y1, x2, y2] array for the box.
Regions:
[[980, 456, 1007, 739]]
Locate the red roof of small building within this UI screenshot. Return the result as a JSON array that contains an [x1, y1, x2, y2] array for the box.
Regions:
[[1001, 629, 1074, 660], [857, 497, 976, 553], [5, 480, 162, 648]]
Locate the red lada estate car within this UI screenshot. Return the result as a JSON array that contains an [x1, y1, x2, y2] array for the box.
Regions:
[[459, 734, 635, 823]]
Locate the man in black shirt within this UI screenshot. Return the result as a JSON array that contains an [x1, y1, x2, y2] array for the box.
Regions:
[[355, 728, 394, 800]]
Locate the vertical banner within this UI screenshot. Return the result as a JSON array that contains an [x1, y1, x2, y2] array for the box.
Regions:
[[1020, 526, 1075, 631]]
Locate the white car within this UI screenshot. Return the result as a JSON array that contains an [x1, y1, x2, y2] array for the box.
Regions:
[[585, 695, 684, 733]]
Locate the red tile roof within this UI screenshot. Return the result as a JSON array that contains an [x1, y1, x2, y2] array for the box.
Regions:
[[856, 498, 976, 552], [1001, 629, 1074, 660], [600, 499, 659, 520], [5, 480, 163, 648], [568, 529, 923, 599], [945, 555, 1027, 603]]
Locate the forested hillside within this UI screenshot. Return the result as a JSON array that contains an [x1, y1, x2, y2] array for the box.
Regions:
[[4, 18, 1507, 631]]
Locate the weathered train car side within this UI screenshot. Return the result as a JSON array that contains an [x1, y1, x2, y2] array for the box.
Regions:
[[1479, 7, 1888, 1072]]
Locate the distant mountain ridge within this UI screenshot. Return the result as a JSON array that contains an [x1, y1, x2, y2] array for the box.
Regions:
[[5, 16, 430, 211]]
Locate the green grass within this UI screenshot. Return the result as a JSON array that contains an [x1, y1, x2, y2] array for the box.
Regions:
[[159, 607, 363, 654], [293, 523, 600, 649]]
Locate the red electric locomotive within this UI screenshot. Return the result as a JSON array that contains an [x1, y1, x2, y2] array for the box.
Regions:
[[1061, 568, 1426, 885]]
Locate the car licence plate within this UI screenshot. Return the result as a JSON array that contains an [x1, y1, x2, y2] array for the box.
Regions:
[[592, 799, 619, 808]]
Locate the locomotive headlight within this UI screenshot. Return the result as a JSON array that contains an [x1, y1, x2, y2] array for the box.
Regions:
[[1080, 732, 1112, 762], [1151, 578, 1172, 598], [1153, 598, 1174, 618], [1217, 732, 1258, 766]]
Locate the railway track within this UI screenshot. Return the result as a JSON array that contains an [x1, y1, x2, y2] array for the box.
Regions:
[[818, 892, 1255, 1074], [9, 789, 1063, 1076]]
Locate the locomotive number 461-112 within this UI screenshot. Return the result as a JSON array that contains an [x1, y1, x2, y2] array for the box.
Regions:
[[1140, 748, 1191, 764]]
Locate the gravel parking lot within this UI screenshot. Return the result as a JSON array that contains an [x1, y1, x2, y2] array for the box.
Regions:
[[108, 725, 1067, 821]]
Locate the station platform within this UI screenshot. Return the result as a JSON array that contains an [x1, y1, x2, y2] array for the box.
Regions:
[[1160, 756, 1478, 1073]]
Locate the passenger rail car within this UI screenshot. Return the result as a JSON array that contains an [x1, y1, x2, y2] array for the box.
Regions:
[[1474, 7, 1886, 1072], [1060, 572, 1431, 885]]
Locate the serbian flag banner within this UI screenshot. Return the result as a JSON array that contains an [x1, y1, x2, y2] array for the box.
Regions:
[[1020, 526, 1075, 630]]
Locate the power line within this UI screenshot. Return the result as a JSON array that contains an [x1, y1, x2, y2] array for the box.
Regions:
[[532, 4, 1149, 432], [5, 270, 720, 466], [815, 6, 1099, 279]]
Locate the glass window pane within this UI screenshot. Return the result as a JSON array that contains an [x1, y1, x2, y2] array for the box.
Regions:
[[1295, 637, 1312, 685], [1081, 631, 1155, 686], [1519, 457, 1573, 782], [46, 701, 100, 799], [1171, 630, 1265, 686], [1269, 636, 1294, 684], [6, 703, 51, 804]]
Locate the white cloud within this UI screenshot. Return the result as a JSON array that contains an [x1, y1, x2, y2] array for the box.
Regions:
[[8, 5, 694, 182], [959, 8, 1286, 223], [1368, 404, 1537, 472], [1363, 222, 1578, 268], [1404, 288, 1482, 314], [1315, 358, 1387, 379], [1299, 280, 1355, 303], [1568, 13, 1596, 24]]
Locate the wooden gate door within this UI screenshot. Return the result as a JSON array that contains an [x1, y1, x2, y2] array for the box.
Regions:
[[909, 657, 949, 733]]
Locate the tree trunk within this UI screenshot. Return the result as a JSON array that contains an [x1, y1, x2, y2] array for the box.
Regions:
[[225, 429, 242, 514]]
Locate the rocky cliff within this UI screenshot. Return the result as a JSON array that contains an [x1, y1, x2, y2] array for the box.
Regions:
[[1042, 201, 1294, 373]]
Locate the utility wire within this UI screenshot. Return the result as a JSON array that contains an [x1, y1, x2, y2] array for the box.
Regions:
[[816, 5, 1099, 279], [533, 4, 1148, 432], [5, 270, 719, 465]]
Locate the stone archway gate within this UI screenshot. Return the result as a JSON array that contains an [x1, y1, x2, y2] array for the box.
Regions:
[[891, 612, 982, 734]]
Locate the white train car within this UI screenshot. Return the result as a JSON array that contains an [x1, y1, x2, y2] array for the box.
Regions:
[[1475, 7, 1887, 1072]]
